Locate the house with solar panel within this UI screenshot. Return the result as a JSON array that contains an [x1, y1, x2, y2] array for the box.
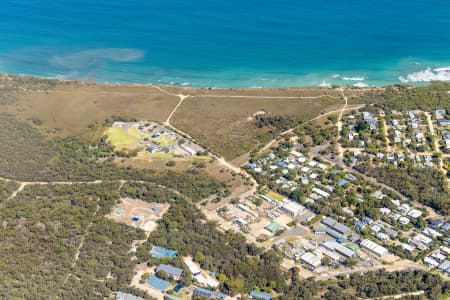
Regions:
[[250, 290, 272, 300], [146, 275, 171, 292], [151, 246, 177, 259], [156, 264, 183, 280]]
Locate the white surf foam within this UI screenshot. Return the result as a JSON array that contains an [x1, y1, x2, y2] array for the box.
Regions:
[[399, 67, 450, 82], [353, 82, 369, 88], [319, 80, 331, 87], [341, 76, 365, 81], [433, 67, 450, 72]]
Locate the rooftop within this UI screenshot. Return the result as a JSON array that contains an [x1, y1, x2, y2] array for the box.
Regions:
[[147, 276, 171, 291], [265, 222, 282, 233], [156, 264, 183, 278], [250, 290, 272, 300], [151, 246, 177, 259]]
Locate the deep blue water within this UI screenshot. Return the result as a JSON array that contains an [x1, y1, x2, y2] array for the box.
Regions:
[[1, 0, 450, 87]]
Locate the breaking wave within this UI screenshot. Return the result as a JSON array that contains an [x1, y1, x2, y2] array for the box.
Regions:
[[353, 82, 369, 88], [319, 80, 331, 87], [341, 76, 365, 81], [399, 67, 450, 83]]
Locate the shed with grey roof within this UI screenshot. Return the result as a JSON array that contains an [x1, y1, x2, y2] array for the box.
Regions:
[[332, 222, 351, 235]]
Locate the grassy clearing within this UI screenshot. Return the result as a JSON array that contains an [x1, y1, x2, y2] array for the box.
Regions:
[[0, 83, 180, 140], [161, 85, 341, 98], [127, 124, 147, 139], [0, 76, 341, 159], [106, 127, 140, 149], [172, 95, 341, 159], [265, 190, 286, 202], [140, 151, 209, 161], [152, 134, 175, 146]]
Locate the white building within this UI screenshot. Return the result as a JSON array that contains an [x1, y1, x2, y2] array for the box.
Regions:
[[312, 187, 330, 198], [290, 150, 303, 158], [195, 274, 218, 289], [376, 232, 390, 242], [401, 243, 414, 253], [184, 258, 201, 276], [407, 209, 423, 219], [360, 239, 388, 257], [281, 201, 304, 217], [423, 257, 439, 268], [422, 227, 443, 238], [412, 233, 433, 246], [322, 241, 355, 258], [398, 216, 410, 225], [300, 252, 322, 269], [316, 247, 340, 262], [180, 143, 198, 156], [380, 207, 391, 215], [440, 246, 450, 255]]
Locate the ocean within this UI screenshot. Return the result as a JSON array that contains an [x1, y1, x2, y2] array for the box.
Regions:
[[1, 0, 450, 87]]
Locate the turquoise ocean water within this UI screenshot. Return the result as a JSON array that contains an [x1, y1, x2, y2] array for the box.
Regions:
[[1, 0, 450, 87]]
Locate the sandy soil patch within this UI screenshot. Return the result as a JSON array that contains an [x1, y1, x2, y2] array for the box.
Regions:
[[106, 198, 170, 232], [130, 263, 165, 300]]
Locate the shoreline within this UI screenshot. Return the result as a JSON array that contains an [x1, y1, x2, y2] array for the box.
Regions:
[[0, 72, 429, 91]]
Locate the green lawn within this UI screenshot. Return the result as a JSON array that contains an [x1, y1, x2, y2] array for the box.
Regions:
[[105, 127, 139, 149], [152, 134, 175, 147], [127, 125, 147, 139], [265, 190, 286, 202]]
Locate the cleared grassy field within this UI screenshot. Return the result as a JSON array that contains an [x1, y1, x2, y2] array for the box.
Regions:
[[265, 190, 286, 202], [172, 95, 342, 159], [1, 82, 180, 141], [105, 127, 140, 149], [160, 85, 342, 98], [0, 76, 342, 161], [152, 134, 175, 146], [127, 124, 147, 139]]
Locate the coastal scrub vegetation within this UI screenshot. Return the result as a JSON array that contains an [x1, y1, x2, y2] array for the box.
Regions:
[[355, 82, 450, 111], [136, 197, 285, 295], [0, 74, 59, 105], [0, 115, 226, 202], [354, 156, 450, 214], [0, 180, 19, 201], [0, 78, 449, 299], [171, 96, 341, 159], [0, 183, 118, 298], [2, 180, 447, 300]]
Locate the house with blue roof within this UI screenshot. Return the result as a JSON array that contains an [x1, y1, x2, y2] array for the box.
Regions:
[[337, 179, 349, 187], [191, 288, 227, 299], [216, 292, 227, 299], [438, 119, 450, 126], [247, 163, 257, 169], [151, 246, 177, 259], [278, 161, 287, 168], [147, 276, 171, 291], [314, 228, 346, 243], [250, 290, 272, 300], [156, 264, 183, 280], [193, 288, 215, 298]]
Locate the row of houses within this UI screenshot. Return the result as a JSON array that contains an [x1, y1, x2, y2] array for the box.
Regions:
[[375, 152, 434, 168], [423, 246, 450, 276]]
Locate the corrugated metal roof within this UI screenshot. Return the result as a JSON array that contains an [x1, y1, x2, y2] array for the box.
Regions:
[[157, 264, 183, 277], [151, 246, 177, 259], [250, 290, 272, 300], [147, 276, 171, 291]]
